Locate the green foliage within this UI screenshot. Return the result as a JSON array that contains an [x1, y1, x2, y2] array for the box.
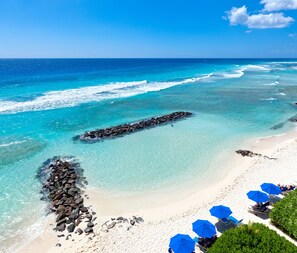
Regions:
[[207, 223, 297, 253], [270, 189, 297, 240]]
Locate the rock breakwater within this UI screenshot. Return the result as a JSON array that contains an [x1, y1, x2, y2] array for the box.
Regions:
[[76, 111, 192, 142], [37, 157, 96, 236]]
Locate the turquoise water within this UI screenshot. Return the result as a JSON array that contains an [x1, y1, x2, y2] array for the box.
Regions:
[[0, 59, 297, 251]]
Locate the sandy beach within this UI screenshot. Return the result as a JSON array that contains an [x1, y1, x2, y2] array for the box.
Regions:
[[17, 127, 297, 253]]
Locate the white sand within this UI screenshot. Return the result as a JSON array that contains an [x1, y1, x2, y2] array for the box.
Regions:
[[18, 129, 297, 253]]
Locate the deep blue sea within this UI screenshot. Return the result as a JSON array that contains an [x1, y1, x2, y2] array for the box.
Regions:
[[1, 59, 297, 251]]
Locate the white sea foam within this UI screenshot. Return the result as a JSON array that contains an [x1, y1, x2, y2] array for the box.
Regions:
[[0, 140, 27, 147], [272, 61, 297, 64], [242, 64, 271, 72], [260, 98, 277, 101], [221, 70, 244, 78], [217, 64, 270, 80], [0, 76, 213, 114], [277, 93, 286, 96], [264, 81, 279, 86]]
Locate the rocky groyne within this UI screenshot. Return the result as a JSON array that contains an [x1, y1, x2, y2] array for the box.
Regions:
[[37, 157, 96, 236], [76, 111, 193, 142]]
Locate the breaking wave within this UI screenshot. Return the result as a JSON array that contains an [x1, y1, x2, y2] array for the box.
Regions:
[[0, 62, 283, 115], [0, 76, 214, 114]]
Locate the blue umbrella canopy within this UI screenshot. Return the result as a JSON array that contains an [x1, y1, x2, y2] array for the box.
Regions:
[[210, 205, 232, 219], [169, 234, 195, 253], [247, 190, 269, 203], [192, 219, 216, 238], [261, 183, 281, 195]]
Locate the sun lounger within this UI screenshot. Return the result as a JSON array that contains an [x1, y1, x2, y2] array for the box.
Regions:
[[219, 216, 243, 227], [228, 215, 243, 226], [194, 236, 217, 252], [248, 205, 269, 216]]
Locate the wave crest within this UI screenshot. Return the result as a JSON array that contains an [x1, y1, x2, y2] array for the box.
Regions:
[[0, 76, 214, 114]]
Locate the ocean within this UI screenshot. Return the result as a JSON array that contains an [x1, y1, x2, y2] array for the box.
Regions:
[[0, 58, 297, 251]]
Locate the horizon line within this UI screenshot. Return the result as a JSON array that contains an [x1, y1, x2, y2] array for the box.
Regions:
[[1, 57, 297, 60]]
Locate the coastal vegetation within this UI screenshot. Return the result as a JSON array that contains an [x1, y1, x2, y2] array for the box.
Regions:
[[270, 189, 297, 240], [207, 223, 297, 253]]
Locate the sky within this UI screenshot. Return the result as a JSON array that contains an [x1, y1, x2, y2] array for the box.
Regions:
[[0, 0, 297, 58]]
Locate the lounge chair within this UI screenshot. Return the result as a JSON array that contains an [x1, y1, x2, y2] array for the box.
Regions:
[[219, 216, 243, 227], [228, 215, 243, 226], [194, 236, 217, 252], [248, 204, 269, 216]]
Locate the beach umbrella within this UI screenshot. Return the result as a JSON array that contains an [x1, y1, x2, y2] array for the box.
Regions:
[[209, 205, 232, 219], [261, 183, 281, 195], [247, 190, 269, 203], [192, 219, 216, 238], [169, 234, 195, 253]]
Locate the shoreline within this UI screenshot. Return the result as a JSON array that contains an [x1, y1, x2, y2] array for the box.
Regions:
[[17, 126, 297, 253]]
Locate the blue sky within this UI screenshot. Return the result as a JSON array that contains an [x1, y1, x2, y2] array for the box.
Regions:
[[0, 0, 297, 58]]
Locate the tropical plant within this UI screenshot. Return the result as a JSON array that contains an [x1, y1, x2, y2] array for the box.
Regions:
[[207, 222, 297, 253], [270, 189, 297, 240]]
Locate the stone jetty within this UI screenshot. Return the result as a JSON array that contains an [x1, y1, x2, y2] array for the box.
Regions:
[[76, 111, 193, 141], [37, 157, 96, 236]]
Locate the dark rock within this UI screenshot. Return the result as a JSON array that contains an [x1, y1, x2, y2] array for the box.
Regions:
[[67, 223, 75, 233], [136, 217, 144, 223], [130, 220, 135, 226], [56, 223, 66, 232], [87, 222, 95, 227], [84, 227, 93, 234], [75, 218, 82, 226], [85, 214, 92, 221], [56, 213, 66, 222], [56, 243, 62, 247], [76, 228, 83, 235], [57, 218, 67, 226], [56, 205, 65, 213], [80, 207, 88, 213], [74, 197, 83, 205]]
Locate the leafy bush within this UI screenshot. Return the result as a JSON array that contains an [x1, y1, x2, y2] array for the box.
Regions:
[[270, 189, 297, 240], [207, 223, 297, 253]]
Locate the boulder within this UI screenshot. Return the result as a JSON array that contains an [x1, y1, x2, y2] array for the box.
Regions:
[[76, 228, 83, 235], [84, 227, 93, 234], [56, 223, 66, 232], [56, 213, 66, 222], [87, 222, 95, 227], [67, 223, 75, 233]]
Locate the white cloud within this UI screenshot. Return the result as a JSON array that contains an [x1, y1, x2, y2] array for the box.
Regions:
[[261, 0, 297, 11], [227, 6, 294, 29]]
